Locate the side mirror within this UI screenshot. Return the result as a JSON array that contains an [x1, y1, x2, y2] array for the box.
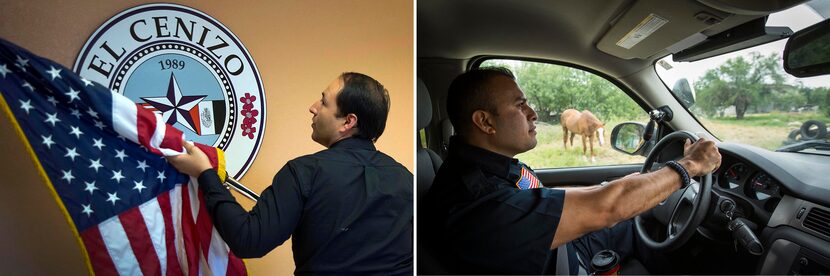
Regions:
[[784, 18, 830, 77], [611, 122, 646, 155], [671, 78, 695, 108]]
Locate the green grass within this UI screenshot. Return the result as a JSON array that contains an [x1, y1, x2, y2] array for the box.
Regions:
[[518, 119, 647, 169], [702, 112, 830, 150], [518, 112, 830, 169]]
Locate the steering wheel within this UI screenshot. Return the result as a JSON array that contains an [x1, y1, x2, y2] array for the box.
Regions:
[[634, 131, 712, 251]]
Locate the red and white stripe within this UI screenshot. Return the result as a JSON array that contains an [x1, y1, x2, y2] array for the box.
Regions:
[[78, 91, 247, 275], [79, 181, 247, 276], [112, 93, 185, 156], [522, 168, 541, 189]]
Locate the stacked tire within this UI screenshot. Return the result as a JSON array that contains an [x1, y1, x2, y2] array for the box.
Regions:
[[800, 120, 828, 140]]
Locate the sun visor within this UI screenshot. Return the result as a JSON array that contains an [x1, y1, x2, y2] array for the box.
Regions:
[[597, 0, 734, 59], [673, 17, 792, 62], [697, 0, 806, 15]]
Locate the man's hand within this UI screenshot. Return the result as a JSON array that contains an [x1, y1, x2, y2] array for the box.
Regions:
[[166, 140, 213, 177], [678, 138, 721, 177]]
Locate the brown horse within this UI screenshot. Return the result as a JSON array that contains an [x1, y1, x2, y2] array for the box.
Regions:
[[561, 109, 605, 162]]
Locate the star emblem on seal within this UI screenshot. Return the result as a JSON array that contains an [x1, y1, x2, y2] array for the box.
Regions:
[[141, 73, 206, 133]]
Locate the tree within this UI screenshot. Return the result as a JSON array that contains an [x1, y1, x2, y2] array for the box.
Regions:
[[484, 60, 642, 123], [769, 84, 806, 112], [800, 86, 830, 114], [694, 52, 786, 119]]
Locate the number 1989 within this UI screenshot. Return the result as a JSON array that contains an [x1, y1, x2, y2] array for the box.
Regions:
[[159, 59, 185, 70]]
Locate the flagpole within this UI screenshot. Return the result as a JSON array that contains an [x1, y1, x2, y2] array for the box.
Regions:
[[224, 172, 259, 202]]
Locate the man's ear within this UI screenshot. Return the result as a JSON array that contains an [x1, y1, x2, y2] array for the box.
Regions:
[[342, 113, 359, 133], [471, 110, 495, 135]]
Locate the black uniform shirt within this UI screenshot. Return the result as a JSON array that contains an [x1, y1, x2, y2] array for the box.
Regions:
[[421, 137, 566, 274], [198, 138, 413, 275]]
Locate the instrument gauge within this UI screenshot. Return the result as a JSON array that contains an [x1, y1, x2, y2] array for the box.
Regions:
[[748, 172, 779, 200], [721, 163, 747, 189]]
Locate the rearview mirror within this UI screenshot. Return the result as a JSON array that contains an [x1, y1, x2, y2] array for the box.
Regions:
[[784, 18, 830, 77], [671, 78, 695, 108], [610, 122, 646, 155]]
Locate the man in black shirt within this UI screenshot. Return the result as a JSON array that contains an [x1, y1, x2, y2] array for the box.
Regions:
[[168, 72, 413, 274], [421, 67, 721, 274]]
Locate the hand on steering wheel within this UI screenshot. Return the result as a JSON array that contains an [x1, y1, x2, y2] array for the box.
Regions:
[[634, 131, 721, 251]]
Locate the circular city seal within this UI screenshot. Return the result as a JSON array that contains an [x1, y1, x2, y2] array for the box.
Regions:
[[74, 3, 265, 179]]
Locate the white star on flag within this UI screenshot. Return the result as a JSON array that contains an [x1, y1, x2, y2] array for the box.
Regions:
[[69, 126, 84, 139], [15, 56, 29, 70], [84, 181, 98, 195], [65, 88, 80, 102], [41, 135, 55, 149], [111, 170, 125, 183], [137, 160, 149, 171], [92, 138, 105, 150], [94, 120, 105, 130], [21, 81, 34, 91], [81, 204, 93, 217], [0, 63, 9, 78], [89, 159, 103, 172], [114, 149, 127, 162], [133, 180, 146, 193], [70, 108, 82, 118], [65, 147, 80, 161], [61, 169, 74, 183], [46, 66, 62, 80], [44, 112, 60, 126], [80, 77, 93, 87], [106, 192, 120, 205], [86, 108, 99, 118], [19, 99, 33, 114]]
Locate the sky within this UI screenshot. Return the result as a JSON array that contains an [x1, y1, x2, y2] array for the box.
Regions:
[[656, 3, 830, 89]]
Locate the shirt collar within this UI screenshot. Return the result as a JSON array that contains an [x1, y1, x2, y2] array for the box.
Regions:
[[447, 136, 523, 182], [329, 137, 376, 151]]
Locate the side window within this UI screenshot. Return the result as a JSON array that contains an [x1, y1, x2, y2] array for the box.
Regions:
[[480, 59, 648, 168]]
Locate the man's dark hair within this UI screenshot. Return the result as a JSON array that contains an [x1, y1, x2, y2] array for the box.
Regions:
[[446, 67, 516, 135], [336, 72, 390, 142]]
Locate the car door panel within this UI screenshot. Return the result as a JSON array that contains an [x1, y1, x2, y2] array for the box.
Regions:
[[536, 164, 642, 187]]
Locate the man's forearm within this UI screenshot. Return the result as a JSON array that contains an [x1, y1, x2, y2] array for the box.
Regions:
[[198, 169, 245, 217], [601, 166, 684, 224], [197, 169, 272, 258]]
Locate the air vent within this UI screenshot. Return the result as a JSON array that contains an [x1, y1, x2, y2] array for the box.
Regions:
[[804, 207, 830, 237]]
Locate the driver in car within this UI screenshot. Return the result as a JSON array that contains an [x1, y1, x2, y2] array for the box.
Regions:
[[421, 67, 722, 274]]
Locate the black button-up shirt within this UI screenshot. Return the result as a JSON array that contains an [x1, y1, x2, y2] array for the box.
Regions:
[[198, 138, 413, 275], [421, 137, 566, 274]]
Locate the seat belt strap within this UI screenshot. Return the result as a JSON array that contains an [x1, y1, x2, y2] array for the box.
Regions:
[[556, 244, 570, 275]]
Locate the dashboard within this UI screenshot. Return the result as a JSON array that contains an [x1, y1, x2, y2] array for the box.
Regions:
[[701, 142, 830, 274], [704, 142, 830, 224], [721, 163, 781, 201], [713, 153, 784, 223]]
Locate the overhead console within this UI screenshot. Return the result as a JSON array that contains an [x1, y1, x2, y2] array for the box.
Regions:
[[596, 0, 805, 60]]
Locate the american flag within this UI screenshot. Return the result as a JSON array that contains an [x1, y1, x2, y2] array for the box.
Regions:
[[0, 38, 247, 275], [516, 165, 541, 190]]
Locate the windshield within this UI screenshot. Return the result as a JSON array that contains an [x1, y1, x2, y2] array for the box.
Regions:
[[656, 3, 830, 153]]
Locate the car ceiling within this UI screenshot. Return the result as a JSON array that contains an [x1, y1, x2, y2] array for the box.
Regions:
[[418, 0, 807, 79]]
